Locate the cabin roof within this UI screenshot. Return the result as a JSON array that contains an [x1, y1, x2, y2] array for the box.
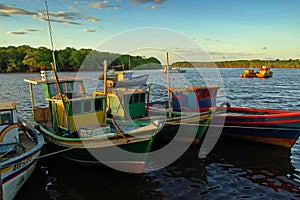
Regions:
[[0, 101, 16, 111], [170, 85, 219, 92], [106, 88, 146, 95], [24, 76, 88, 85]]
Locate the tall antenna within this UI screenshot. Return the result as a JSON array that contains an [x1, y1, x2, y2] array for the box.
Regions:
[[45, 1, 57, 72]]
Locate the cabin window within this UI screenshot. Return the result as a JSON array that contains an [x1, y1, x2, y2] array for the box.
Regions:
[[140, 93, 145, 102], [0, 111, 12, 125], [49, 83, 59, 97], [84, 101, 92, 113], [95, 99, 103, 111], [72, 101, 81, 115], [129, 95, 133, 104], [73, 82, 84, 94], [63, 82, 73, 93], [134, 94, 139, 103]]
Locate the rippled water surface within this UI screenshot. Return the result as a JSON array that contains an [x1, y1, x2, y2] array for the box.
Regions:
[[1, 68, 300, 199]]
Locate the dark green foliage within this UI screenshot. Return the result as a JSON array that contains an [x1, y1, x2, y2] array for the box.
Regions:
[[0, 46, 162, 73], [173, 59, 300, 68]]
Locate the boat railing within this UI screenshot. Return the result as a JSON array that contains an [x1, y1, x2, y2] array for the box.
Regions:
[[41, 70, 55, 81]]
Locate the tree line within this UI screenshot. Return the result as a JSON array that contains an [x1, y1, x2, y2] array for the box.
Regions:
[[173, 59, 300, 68], [0, 45, 162, 73]]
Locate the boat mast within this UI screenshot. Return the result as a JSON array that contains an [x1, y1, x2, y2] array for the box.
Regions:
[[45, 1, 57, 72], [45, 1, 72, 133], [166, 52, 171, 117]]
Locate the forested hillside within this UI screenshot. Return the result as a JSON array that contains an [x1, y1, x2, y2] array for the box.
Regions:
[[0, 45, 162, 72], [173, 59, 300, 68]]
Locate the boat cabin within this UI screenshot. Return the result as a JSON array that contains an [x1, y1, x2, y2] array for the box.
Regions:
[[95, 88, 148, 119], [24, 71, 106, 136], [0, 101, 18, 153], [170, 86, 219, 112]]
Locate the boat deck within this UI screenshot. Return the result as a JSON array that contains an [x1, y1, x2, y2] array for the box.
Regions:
[[1, 129, 37, 162]]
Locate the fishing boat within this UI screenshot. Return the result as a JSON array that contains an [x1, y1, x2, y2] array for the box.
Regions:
[[240, 68, 257, 78], [24, 70, 161, 173], [22, 2, 161, 173], [98, 69, 149, 88], [0, 101, 44, 200], [212, 106, 300, 148], [103, 87, 213, 144], [256, 66, 273, 78], [150, 86, 218, 143]]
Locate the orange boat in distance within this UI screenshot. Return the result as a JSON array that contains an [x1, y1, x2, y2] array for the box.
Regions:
[[256, 66, 273, 78], [240, 69, 256, 78]]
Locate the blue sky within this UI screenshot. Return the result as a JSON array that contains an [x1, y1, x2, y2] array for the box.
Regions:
[[1, 0, 300, 62]]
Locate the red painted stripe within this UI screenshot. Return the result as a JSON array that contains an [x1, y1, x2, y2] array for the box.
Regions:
[[225, 118, 300, 125]]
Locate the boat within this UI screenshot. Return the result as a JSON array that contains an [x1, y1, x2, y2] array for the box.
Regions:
[[103, 86, 214, 144], [256, 65, 273, 78], [162, 53, 185, 73], [22, 2, 161, 173], [162, 66, 186, 73], [98, 69, 149, 88], [212, 106, 300, 148], [24, 70, 162, 173], [0, 101, 44, 199], [149, 85, 219, 144], [240, 68, 256, 78]]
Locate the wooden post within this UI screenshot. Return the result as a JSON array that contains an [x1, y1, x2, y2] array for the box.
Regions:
[[103, 60, 107, 95], [166, 52, 171, 117], [146, 86, 150, 116], [29, 83, 35, 115], [0, 158, 3, 200]]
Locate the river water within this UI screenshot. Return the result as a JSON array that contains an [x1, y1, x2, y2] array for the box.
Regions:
[[1, 68, 300, 199]]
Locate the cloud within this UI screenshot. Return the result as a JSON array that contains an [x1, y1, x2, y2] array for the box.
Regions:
[[34, 12, 82, 25], [21, 28, 45, 32], [81, 16, 100, 22], [7, 27, 45, 35], [83, 29, 96, 32], [144, 5, 158, 9], [129, 0, 165, 5], [7, 31, 28, 35], [0, 3, 37, 16], [90, 1, 120, 10], [205, 38, 220, 42]]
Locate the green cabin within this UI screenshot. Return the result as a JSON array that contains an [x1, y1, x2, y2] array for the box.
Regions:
[[24, 71, 106, 136], [95, 88, 148, 120]]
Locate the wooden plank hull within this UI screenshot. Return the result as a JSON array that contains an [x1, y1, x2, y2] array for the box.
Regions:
[[212, 107, 300, 148]]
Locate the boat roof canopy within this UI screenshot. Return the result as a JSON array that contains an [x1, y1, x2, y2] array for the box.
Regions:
[[170, 85, 219, 92], [0, 101, 16, 111], [24, 76, 88, 85]]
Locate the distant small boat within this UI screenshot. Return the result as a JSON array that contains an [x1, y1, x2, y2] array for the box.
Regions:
[[162, 66, 186, 73], [1, 101, 44, 200], [256, 66, 273, 78], [240, 69, 256, 78], [99, 69, 148, 88], [212, 106, 300, 148]]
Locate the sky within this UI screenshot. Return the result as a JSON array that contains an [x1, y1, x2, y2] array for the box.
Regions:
[[1, 0, 300, 63]]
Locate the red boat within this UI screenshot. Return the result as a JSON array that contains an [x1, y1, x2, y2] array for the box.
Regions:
[[212, 106, 300, 148]]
